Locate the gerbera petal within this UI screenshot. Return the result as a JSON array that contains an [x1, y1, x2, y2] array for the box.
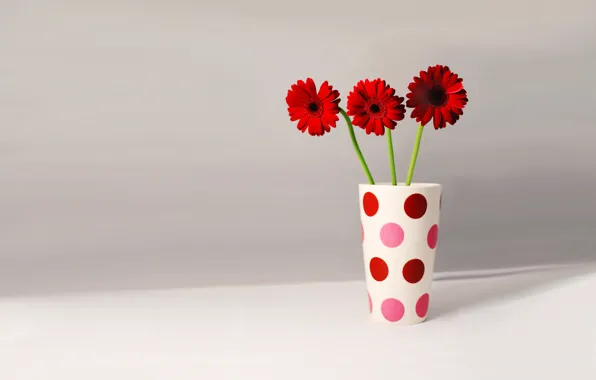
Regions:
[[440, 107, 453, 125], [376, 79, 385, 97], [351, 83, 369, 101], [410, 110, 419, 122], [382, 87, 395, 100], [448, 93, 468, 108], [356, 81, 367, 94], [442, 72, 458, 89], [364, 80, 376, 98], [449, 92, 467, 100], [407, 81, 419, 91], [349, 95, 366, 109], [406, 87, 428, 106], [286, 89, 310, 106], [293, 80, 312, 99], [297, 114, 310, 132], [455, 89, 468, 99], [305, 78, 318, 97], [382, 117, 397, 129], [324, 107, 340, 118], [324, 98, 340, 109], [406, 98, 419, 107], [434, 68, 444, 83], [348, 102, 365, 110], [288, 107, 307, 121], [433, 113, 441, 129], [384, 100, 398, 108], [317, 81, 331, 100], [347, 97, 363, 110], [386, 110, 405, 121], [385, 96, 403, 108], [451, 106, 464, 116], [356, 88, 370, 104], [433, 108, 444, 129], [322, 114, 337, 128], [353, 114, 369, 128], [364, 118, 376, 134], [421, 107, 433, 126], [411, 104, 427, 119], [308, 116, 324, 136], [373, 118, 384, 135], [446, 80, 464, 94]]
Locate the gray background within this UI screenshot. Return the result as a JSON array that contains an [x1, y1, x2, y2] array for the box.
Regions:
[[1, 0, 595, 296]]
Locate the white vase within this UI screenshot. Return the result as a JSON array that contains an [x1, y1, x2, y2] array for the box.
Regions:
[[359, 183, 442, 325]]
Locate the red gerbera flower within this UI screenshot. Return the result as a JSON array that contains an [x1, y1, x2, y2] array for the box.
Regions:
[[406, 65, 468, 130], [346, 78, 406, 136], [286, 78, 341, 136]]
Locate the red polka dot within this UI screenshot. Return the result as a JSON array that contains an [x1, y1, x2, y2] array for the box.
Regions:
[[368, 292, 372, 313], [381, 298, 405, 322], [416, 293, 430, 318], [427, 224, 439, 249], [369, 257, 389, 281], [404, 193, 427, 219], [402, 259, 425, 283], [363, 192, 379, 217]]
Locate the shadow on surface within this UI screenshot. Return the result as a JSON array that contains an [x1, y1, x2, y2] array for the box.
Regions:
[[428, 262, 596, 320]]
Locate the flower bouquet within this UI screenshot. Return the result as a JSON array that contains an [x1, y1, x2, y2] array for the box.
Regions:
[[286, 65, 468, 325]]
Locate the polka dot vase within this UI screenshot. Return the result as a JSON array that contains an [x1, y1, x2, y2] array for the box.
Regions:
[[360, 183, 441, 325]]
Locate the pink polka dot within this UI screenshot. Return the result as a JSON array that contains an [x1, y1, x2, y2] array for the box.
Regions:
[[381, 298, 405, 322], [380, 223, 405, 248], [368, 292, 372, 313], [416, 293, 430, 318], [427, 224, 438, 249]]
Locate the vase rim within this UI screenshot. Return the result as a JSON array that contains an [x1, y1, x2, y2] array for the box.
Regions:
[[359, 182, 441, 188]]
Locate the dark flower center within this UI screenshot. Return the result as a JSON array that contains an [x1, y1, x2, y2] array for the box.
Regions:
[[369, 104, 381, 113], [308, 102, 319, 112], [427, 86, 447, 106]]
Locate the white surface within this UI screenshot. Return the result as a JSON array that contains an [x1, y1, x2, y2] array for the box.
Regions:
[[1, 265, 595, 379]]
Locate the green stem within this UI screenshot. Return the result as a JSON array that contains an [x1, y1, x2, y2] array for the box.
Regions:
[[406, 124, 424, 186], [386, 128, 397, 185], [339, 108, 374, 185]]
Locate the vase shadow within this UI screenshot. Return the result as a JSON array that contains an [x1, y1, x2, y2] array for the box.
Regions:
[[427, 262, 596, 321]]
